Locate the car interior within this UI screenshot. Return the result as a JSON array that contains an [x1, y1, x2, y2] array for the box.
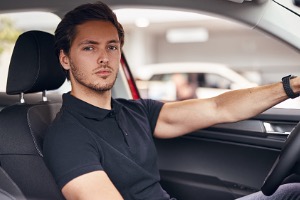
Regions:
[[0, 30, 66, 199], [0, 29, 136, 200], [0, 0, 300, 200]]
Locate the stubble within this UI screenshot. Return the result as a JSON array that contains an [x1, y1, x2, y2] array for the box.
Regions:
[[69, 60, 118, 93]]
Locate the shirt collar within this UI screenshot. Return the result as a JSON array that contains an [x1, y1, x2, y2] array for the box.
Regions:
[[62, 92, 123, 121]]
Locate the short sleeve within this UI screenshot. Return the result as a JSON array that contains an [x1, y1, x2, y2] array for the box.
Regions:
[[43, 116, 103, 189], [139, 99, 164, 133]]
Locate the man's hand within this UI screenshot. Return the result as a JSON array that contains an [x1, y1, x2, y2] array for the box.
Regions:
[[62, 171, 123, 200]]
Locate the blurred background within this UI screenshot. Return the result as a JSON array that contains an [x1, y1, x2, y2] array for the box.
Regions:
[[1, 7, 300, 108]]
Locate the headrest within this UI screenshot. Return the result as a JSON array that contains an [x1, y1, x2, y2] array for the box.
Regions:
[[6, 30, 66, 95]]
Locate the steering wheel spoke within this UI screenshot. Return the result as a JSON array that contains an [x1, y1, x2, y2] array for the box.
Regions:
[[261, 122, 300, 195]]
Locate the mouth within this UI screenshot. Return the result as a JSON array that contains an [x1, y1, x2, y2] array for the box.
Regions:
[[94, 69, 112, 78]]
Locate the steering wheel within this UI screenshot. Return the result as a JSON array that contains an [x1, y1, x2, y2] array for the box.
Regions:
[[261, 122, 300, 196]]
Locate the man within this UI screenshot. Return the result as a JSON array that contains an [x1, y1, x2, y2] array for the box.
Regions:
[[43, 1, 300, 200]]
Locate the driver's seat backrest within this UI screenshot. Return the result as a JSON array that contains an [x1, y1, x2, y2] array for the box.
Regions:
[[0, 30, 66, 199]]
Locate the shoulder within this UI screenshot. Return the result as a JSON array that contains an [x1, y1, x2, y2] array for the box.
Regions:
[[115, 99, 164, 131], [45, 108, 82, 139], [115, 98, 164, 112], [43, 108, 95, 153], [43, 108, 101, 187]]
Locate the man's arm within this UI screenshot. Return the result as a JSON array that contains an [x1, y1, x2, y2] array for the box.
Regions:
[[62, 171, 123, 200], [154, 78, 300, 139]]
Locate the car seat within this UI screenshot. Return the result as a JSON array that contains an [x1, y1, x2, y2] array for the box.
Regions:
[[0, 30, 66, 200], [0, 166, 26, 200]]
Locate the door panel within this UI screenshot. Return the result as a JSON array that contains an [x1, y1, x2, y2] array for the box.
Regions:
[[155, 108, 300, 199]]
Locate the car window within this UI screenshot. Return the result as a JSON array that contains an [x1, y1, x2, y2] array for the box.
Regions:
[[151, 73, 232, 89], [115, 8, 300, 109], [0, 11, 62, 93], [205, 74, 231, 89]]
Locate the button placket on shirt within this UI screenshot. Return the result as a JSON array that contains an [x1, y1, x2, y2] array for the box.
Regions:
[[115, 112, 130, 147]]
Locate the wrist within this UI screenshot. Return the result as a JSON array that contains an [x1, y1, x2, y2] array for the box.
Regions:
[[282, 75, 299, 99]]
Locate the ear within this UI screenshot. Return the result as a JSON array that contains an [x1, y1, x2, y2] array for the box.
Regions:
[[59, 50, 71, 70]]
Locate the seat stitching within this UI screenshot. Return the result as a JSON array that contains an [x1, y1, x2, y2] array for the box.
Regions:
[[27, 103, 61, 157]]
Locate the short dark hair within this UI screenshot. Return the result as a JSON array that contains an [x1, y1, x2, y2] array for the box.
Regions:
[[54, 1, 124, 79]]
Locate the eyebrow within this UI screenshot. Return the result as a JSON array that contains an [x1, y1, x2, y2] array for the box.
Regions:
[[78, 39, 120, 46]]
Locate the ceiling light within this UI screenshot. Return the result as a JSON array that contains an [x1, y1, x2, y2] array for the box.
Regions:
[[166, 27, 209, 43], [135, 18, 150, 28]]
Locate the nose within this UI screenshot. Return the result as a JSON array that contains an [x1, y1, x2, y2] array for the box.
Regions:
[[97, 49, 109, 64]]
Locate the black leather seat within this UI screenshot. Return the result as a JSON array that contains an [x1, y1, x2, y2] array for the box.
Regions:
[[0, 30, 66, 200]]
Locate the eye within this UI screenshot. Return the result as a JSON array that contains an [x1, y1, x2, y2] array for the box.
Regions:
[[83, 46, 94, 51], [108, 45, 118, 51]]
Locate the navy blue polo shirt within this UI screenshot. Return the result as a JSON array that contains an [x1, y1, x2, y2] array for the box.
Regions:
[[43, 93, 171, 200]]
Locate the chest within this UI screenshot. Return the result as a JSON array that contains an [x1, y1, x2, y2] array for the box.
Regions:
[[83, 111, 158, 170]]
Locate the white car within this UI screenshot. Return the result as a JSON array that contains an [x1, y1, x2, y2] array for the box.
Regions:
[[134, 62, 257, 100]]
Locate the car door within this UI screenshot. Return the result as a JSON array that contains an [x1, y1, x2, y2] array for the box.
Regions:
[[155, 108, 299, 200]]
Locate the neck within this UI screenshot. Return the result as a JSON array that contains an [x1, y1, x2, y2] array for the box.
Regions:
[[70, 85, 112, 110]]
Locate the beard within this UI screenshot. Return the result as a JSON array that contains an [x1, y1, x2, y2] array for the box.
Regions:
[[69, 61, 118, 93]]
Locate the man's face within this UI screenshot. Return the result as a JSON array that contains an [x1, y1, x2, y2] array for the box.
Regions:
[[60, 20, 121, 93]]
